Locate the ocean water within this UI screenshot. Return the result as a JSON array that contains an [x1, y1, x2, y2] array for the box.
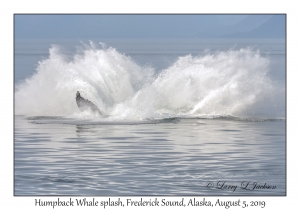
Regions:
[[14, 38, 286, 195]]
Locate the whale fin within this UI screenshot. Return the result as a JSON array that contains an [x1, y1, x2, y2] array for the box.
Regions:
[[76, 91, 101, 115]]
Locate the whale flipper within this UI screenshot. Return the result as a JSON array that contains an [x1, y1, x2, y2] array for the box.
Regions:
[[76, 91, 101, 115]]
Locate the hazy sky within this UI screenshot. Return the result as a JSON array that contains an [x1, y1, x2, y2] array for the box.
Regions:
[[14, 14, 284, 39]]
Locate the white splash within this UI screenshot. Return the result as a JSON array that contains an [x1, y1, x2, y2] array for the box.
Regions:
[[15, 42, 284, 120]]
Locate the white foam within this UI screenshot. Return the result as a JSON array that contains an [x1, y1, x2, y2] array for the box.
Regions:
[[15, 42, 285, 120]]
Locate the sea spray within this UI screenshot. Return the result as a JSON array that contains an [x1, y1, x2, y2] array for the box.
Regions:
[[111, 48, 283, 119], [15, 42, 284, 119], [15, 43, 154, 116]]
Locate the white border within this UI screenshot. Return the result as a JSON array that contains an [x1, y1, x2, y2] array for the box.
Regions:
[[2, 0, 297, 209]]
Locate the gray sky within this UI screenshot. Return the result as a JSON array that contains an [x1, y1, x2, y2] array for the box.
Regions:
[[14, 14, 285, 39]]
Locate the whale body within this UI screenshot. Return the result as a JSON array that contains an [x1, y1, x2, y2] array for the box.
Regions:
[[76, 91, 101, 115]]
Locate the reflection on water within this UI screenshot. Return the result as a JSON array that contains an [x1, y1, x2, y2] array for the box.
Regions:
[[15, 116, 285, 195]]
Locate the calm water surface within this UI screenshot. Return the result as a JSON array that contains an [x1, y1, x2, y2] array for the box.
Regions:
[[15, 116, 285, 195]]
